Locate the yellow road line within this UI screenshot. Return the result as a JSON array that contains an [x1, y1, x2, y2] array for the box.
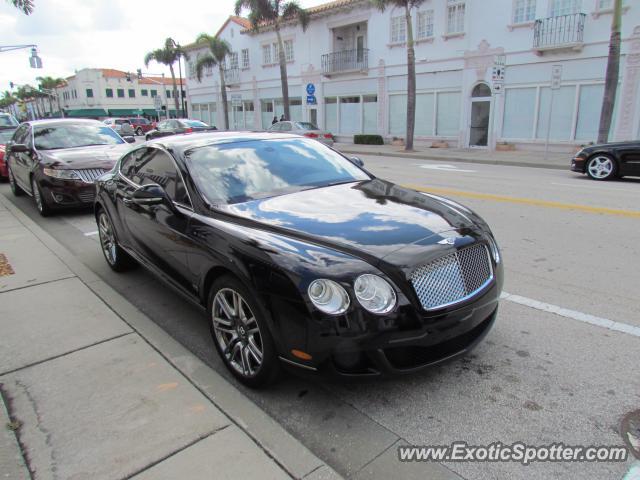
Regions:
[[404, 184, 640, 219]]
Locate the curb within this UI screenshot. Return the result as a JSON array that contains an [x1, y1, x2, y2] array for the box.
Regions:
[[0, 193, 342, 480], [336, 147, 568, 171]]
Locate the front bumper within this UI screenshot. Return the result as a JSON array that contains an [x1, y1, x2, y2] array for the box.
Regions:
[[571, 156, 587, 173], [277, 279, 501, 378], [39, 176, 98, 207]]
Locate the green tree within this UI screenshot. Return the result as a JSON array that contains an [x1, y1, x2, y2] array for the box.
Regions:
[[598, 0, 623, 143], [372, 0, 423, 151], [144, 38, 188, 115], [194, 34, 232, 130], [37, 76, 65, 116], [235, 0, 309, 121], [7, 0, 34, 15], [0, 90, 18, 109]]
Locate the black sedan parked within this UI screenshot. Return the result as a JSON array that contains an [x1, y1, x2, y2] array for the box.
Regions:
[[6, 119, 135, 216], [94, 132, 503, 387], [571, 141, 640, 180], [144, 119, 216, 141]]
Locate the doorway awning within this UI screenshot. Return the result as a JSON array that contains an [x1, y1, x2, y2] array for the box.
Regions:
[[64, 108, 108, 118]]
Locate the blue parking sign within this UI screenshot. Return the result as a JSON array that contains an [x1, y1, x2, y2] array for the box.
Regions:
[[306, 83, 315, 95], [306, 95, 316, 105]]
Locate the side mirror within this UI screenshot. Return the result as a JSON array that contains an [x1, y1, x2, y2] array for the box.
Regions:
[[10, 143, 29, 153], [123, 136, 136, 144], [132, 184, 169, 206], [349, 156, 364, 167]]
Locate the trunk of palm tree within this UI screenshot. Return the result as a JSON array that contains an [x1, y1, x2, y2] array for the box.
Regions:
[[404, 5, 416, 151], [597, 0, 622, 144], [168, 64, 180, 115], [275, 26, 290, 120], [218, 67, 230, 130]]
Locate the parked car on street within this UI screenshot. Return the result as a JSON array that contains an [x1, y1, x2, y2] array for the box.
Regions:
[[103, 118, 135, 136], [268, 121, 334, 147], [0, 127, 18, 179], [144, 119, 217, 141], [571, 141, 640, 180], [94, 132, 503, 388], [129, 117, 154, 136], [6, 119, 135, 216], [0, 113, 19, 128]]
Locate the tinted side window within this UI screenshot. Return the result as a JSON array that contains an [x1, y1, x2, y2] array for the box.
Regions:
[[157, 121, 168, 130], [131, 149, 190, 206], [280, 122, 292, 132], [270, 123, 281, 132], [120, 148, 146, 179]]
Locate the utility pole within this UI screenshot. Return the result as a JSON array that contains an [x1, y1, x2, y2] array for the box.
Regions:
[[597, 0, 623, 143]]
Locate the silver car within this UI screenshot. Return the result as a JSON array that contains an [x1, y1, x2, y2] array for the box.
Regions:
[[268, 121, 334, 147]]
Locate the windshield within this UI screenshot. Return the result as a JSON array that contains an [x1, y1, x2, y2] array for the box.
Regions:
[[296, 122, 318, 130], [0, 128, 16, 143], [34, 124, 124, 150], [186, 138, 370, 204], [0, 115, 18, 127], [184, 120, 208, 128]]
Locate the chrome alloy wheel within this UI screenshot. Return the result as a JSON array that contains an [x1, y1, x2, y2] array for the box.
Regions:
[[587, 156, 614, 180], [98, 212, 117, 265], [212, 288, 264, 377]]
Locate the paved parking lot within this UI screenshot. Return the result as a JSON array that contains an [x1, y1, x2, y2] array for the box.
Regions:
[[1, 154, 638, 480]]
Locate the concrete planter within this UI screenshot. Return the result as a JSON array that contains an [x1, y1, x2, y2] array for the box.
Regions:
[[496, 143, 516, 151], [430, 141, 449, 148]]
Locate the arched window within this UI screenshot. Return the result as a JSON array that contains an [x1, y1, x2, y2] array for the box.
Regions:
[[472, 83, 491, 97]]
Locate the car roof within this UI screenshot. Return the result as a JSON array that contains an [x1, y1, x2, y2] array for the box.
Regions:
[[26, 118, 105, 127], [150, 131, 304, 153]]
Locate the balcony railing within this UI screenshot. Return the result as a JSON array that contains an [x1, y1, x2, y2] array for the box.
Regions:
[[533, 13, 586, 51], [321, 48, 369, 75], [224, 67, 240, 86]]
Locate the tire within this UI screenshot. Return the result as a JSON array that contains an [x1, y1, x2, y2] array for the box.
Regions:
[[8, 166, 24, 196], [31, 176, 52, 217], [96, 208, 136, 272], [208, 275, 280, 388], [586, 154, 617, 181], [136, 127, 143, 136]]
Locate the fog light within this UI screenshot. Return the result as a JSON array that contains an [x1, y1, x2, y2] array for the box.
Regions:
[[53, 194, 64, 203]]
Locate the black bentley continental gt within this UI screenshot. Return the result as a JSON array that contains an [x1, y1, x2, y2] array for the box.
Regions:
[[94, 132, 503, 387]]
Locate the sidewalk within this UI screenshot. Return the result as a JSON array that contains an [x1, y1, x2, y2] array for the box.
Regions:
[[0, 193, 340, 480], [335, 143, 572, 170]]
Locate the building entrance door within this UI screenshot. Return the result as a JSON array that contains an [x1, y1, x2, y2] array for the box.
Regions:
[[469, 83, 492, 147]]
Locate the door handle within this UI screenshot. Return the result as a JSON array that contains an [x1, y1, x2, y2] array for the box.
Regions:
[[122, 198, 134, 207]]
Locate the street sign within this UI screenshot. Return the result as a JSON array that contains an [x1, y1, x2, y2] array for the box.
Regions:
[[551, 65, 563, 90], [306, 83, 315, 95], [306, 95, 317, 105], [492, 54, 506, 95], [231, 94, 242, 107], [153, 95, 162, 110]]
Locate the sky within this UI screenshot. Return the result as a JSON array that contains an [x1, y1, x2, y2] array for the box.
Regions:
[[0, 0, 326, 92]]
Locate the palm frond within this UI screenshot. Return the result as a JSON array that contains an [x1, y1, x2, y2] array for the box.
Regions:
[[10, 0, 34, 15], [195, 55, 217, 82]]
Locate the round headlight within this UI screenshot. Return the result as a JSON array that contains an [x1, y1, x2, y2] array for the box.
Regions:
[[354, 274, 396, 314], [308, 279, 350, 315]]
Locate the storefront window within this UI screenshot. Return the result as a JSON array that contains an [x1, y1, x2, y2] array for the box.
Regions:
[[363, 95, 378, 133], [325, 97, 337, 133], [415, 93, 435, 136], [436, 92, 461, 136], [536, 86, 575, 140], [339, 97, 361, 135], [389, 94, 406, 136], [503, 88, 536, 139]]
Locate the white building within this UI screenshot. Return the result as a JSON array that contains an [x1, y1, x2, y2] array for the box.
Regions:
[[56, 68, 185, 119], [184, 0, 639, 151]]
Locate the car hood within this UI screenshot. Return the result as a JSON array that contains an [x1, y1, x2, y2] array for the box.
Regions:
[[40, 143, 131, 169], [583, 141, 638, 151], [223, 179, 483, 262]]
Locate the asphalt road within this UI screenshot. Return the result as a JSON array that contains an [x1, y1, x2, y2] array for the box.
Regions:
[[2, 154, 638, 480]]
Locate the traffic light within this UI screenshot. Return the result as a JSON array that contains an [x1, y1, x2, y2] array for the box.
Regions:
[[9, 81, 14, 89], [137, 69, 142, 80], [125, 72, 131, 82]]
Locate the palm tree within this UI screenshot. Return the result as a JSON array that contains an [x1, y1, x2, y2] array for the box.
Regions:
[[7, 0, 34, 14], [372, 0, 423, 151], [0, 91, 17, 110], [144, 38, 188, 116], [235, 0, 309, 121], [598, 0, 623, 143], [37, 76, 65, 116], [194, 34, 232, 130]]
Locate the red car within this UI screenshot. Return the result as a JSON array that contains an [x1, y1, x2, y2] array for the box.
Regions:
[[0, 127, 17, 178], [128, 117, 154, 136]]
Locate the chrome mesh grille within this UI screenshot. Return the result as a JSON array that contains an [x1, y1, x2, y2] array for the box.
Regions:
[[410, 244, 493, 311], [73, 168, 106, 183]]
